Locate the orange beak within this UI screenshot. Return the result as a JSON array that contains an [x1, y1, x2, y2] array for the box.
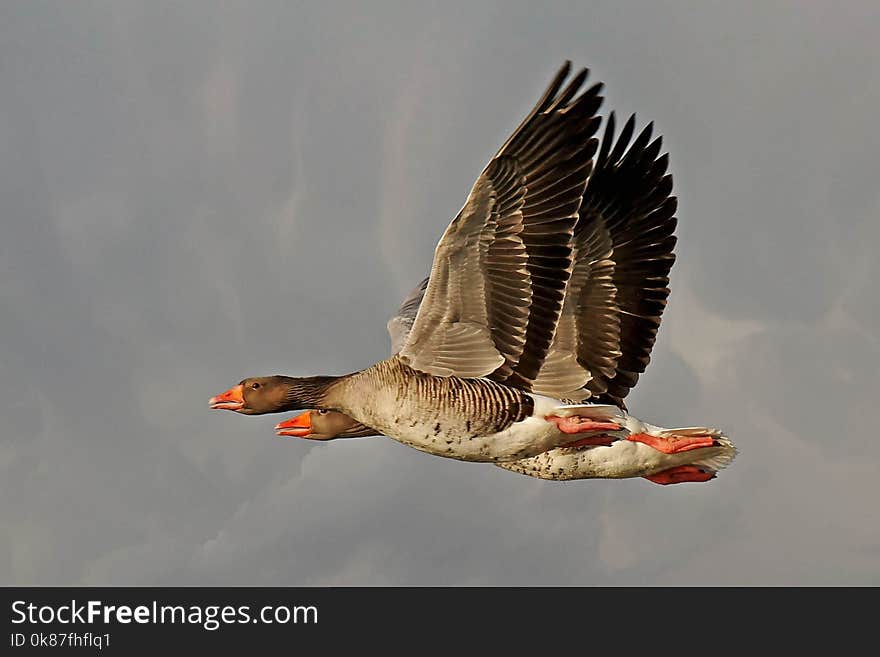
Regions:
[[209, 384, 245, 411], [275, 411, 312, 438]]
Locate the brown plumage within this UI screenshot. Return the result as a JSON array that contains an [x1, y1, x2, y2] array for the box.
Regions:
[[397, 61, 602, 383], [524, 112, 678, 406], [211, 63, 619, 463]]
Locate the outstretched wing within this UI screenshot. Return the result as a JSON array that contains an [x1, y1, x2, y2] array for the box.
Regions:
[[398, 62, 603, 384], [530, 113, 677, 406]]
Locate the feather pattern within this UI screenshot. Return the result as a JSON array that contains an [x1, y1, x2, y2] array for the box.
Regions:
[[385, 113, 677, 406], [580, 113, 678, 407], [528, 112, 678, 404], [399, 62, 603, 385]]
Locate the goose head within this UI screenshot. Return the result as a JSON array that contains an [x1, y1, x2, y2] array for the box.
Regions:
[[275, 410, 376, 440], [209, 375, 338, 415]]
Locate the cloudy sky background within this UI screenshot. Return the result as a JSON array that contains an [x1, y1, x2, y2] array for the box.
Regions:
[[2, 1, 878, 585]]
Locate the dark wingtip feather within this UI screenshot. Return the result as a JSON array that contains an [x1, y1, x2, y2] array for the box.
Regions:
[[535, 61, 574, 115], [628, 121, 653, 157], [636, 138, 663, 172], [647, 151, 669, 180], [597, 111, 616, 167], [553, 61, 573, 87], [550, 67, 589, 110], [608, 114, 636, 163]]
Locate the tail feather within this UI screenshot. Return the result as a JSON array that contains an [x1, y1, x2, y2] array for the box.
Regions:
[[654, 427, 738, 472], [689, 433, 738, 472]]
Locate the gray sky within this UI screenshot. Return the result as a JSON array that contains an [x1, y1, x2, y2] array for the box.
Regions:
[[2, 0, 878, 585]]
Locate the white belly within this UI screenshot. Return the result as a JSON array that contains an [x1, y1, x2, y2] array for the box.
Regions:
[[502, 441, 677, 479], [373, 414, 566, 462]]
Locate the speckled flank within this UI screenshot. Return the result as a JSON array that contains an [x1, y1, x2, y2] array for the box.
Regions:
[[496, 433, 737, 480], [324, 355, 557, 462]]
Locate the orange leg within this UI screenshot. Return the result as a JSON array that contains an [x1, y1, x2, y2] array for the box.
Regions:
[[626, 432, 717, 454], [643, 465, 716, 485]]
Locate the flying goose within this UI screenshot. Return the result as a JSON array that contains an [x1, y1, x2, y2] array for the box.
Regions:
[[276, 107, 740, 483], [210, 62, 730, 466], [276, 409, 734, 484]]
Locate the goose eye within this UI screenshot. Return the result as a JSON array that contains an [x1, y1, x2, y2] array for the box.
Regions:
[[317, 409, 329, 415], [251, 382, 261, 390]]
